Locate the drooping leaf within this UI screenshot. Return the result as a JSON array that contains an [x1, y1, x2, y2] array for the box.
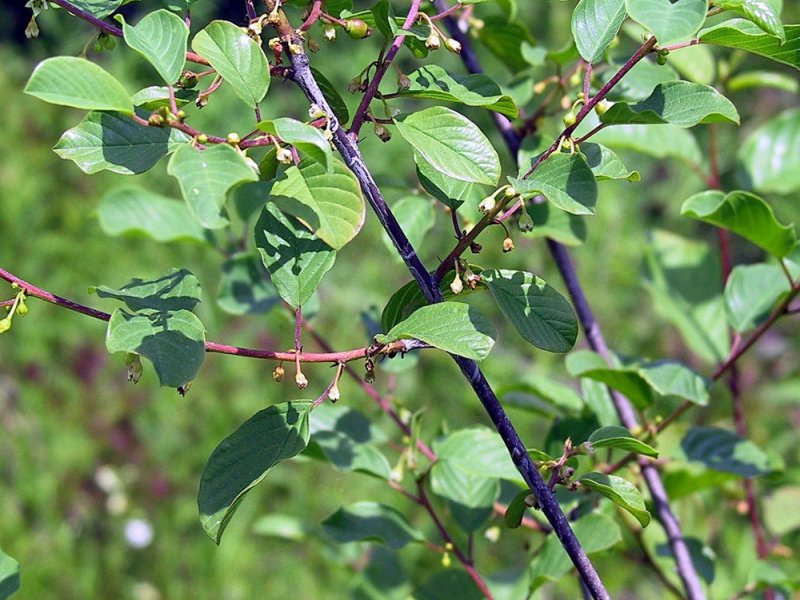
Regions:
[[581, 143, 641, 182], [105, 308, 205, 387], [192, 20, 270, 106], [92, 268, 202, 312], [415, 151, 491, 210], [625, 0, 707, 45], [269, 157, 365, 250], [117, 9, 189, 84], [217, 253, 280, 315], [254, 203, 336, 308], [504, 490, 533, 528], [54, 110, 190, 175], [0, 546, 20, 600], [198, 401, 312, 543], [97, 186, 207, 243], [718, 0, 785, 41], [681, 190, 797, 257], [571, 0, 627, 63], [681, 426, 775, 477], [699, 19, 800, 71], [321, 502, 426, 549], [481, 269, 578, 353], [510, 152, 598, 215], [724, 263, 794, 332], [587, 425, 658, 457], [167, 143, 258, 229], [395, 107, 501, 186], [257, 118, 333, 172], [737, 108, 800, 194], [398, 65, 518, 118], [637, 360, 710, 406], [25, 56, 132, 114], [375, 302, 496, 361], [580, 473, 651, 527], [380, 197, 435, 260], [600, 82, 739, 127]]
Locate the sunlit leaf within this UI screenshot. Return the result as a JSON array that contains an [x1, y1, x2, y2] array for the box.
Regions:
[[572, 0, 627, 63], [699, 19, 800, 71], [626, 0, 707, 45], [117, 9, 189, 84], [580, 473, 651, 526]]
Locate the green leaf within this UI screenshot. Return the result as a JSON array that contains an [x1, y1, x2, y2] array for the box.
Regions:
[[681, 426, 775, 477], [217, 253, 280, 315], [167, 143, 258, 229], [0, 546, 20, 600], [625, 0, 706, 45], [97, 186, 208, 243], [430, 460, 499, 510], [579, 473, 651, 526], [600, 82, 739, 127], [763, 486, 800, 536], [398, 65, 518, 118], [251, 513, 309, 541], [130, 85, 198, 110], [737, 108, 800, 194], [719, 0, 785, 41], [699, 19, 800, 71], [727, 70, 799, 93], [321, 502, 426, 549], [375, 302, 496, 361], [198, 401, 312, 543], [637, 360, 710, 406], [504, 490, 532, 528], [474, 17, 535, 73], [572, 0, 627, 63], [92, 268, 202, 312], [524, 202, 588, 246], [395, 107, 501, 186], [602, 56, 680, 102], [192, 20, 270, 106], [499, 374, 584, 416], [257, 118, 333, 172], [481, 269, 578, 353], [666, 44, 717, 84], [307, 404, 391, 480], [587, 425, 658, 457], [54, 110, 190, 175], [433, 427, 523, 484], [592, 124, 702, 166], [105, 308, 205, 387], [724, 263, 793, 332], [511, 153, 598, 215], [681, 190, 797, 257], [416, 152, 491, 210], [581, 143, 640, 182], [415, 570, 484, 600], [117, 9, 189, 84], [255, 203, 336, 308], [25, 56, 132, 114], [311, 67, 349, 124], [380, 197, 435, 260], [269, 157, 365, 250], [67, 0, 123, 17]]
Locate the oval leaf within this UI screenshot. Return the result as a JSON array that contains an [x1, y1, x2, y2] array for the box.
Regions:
[[395, 106, 501, 186], [416, 150, 491, 210], [167, 143, 258, 229], [481, 269, 578, 353], [321, 502, 426, 549], [54, 110, 190, 175], [724, 263, 793, 332], [681, 190, 797, 257], [192, 20, 270, 105], [511, 153, 598, 215], [198, 401, 312, 543], [257, 117, 333, 172], [719, 0, 785, 41], [375, 302, 496, 361], [118, 9, 189, 84], [699, 19, 800, 71], [737, 108, 800, 195], [572, 0, 627, 63], [587, 425, 658, 457], [254, 203, 336, 307], [25, 56, 132, 114], [580, 472, 651, 527], [269, 157, 365, 250], [626, 0, 707, 45], [681, 426, 775, 477]]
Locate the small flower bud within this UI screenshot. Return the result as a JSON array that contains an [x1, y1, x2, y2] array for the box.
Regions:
[[444, 38, 462, 53], [441, 551, 451, 568], [373, 123, 391, 142], [344, 18, 370, 39], [196, 133, 208, 144], [288, 42, 303, 55], [524, 494, 537, 507], [518, 209, 534, 232], [295, 371, 308, 389], [226, 132, 241, 145], [178, 70, 198, 89], [125, 353, 143, 384], [657, 48, 670, 66], [323, 24, 336, 41], [15, 297, 28, 317], [308, 103, 325, 119], [502, 236, 515, 253], [0, 317, 11, 334], [148, 113, 165, 126], [328, 382, 340, 402], [25, 16, 39, 39], [533, 80, 547, 95], [307, 36, 320, 53], [594, 99, 612, 116], [425, 33, 441, 50], [450, 273, 464, 295], [478, 195, 496, 213], [276, 147, 293, 163], [562, 110, 577, 127], [272, 365, 285, 382], [348, 76, 363, 94], [397, 72, 411, 91]]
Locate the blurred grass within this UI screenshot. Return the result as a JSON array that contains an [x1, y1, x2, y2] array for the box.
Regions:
[[1, 1, 800, 598]]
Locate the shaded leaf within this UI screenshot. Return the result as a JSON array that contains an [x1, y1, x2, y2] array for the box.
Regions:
[[68, 0, 123, 17], [322, 502, 426, 549], [681, 426, 776, 477], [581, 143, 640, 182], [416, 151, 491, 210], [130, 85, 197, 110], [433, 427, 523, 484], [572, 0, 627, 63], [724, 263, 793, 332], [25, 56, 132, 114], [592, 124, 702, 166], [727, 70, 799, 93], [54, 110, 190, 175], [217, 253, 280, 315], [474, 17, 535, 72], [511, 153, 598, 215], [481, 269, 578, 352], [524, 202, 588, 247], [375, 302, 496, 361], [117, 9, 189, 84], [699, 19, 800, 71], [415, 569, 484, 600], [0, 546, 20, 600], [92, 268, 202, 312], [580, 473, 651, 526], [198, 401, 312, 543], [498, 374, 584, 416]]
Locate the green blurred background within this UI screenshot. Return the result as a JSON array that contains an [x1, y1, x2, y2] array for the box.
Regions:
[[1, 1, 799, 598]]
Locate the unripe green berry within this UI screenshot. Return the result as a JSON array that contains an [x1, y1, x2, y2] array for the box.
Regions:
[[518, 209, 534, 232], [344, 19, 370, 39], [563, 110, 577, 127], [15, 297, 28, 317], [594, 99, 612, 116], [178, 70, 199, 89]]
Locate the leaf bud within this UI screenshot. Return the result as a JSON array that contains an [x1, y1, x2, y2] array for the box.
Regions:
[[425, 33, 441, 50], [478, 195, 496, 213], [272, 364, 285, 382], [0, 317, 11, 334], [502, 236, 515, 253], [295, 371, 308, 389], [562, 110, 577, 127], [441, 551, 451, 568], [444, 38, 462, 54], [276, 147, 294, 163], [125, 352, 143, 384], [518, 209, 534, 232], [450, 272, 464, 295], [344, 18, 371, 39], [323, 24, 336, 41], [178, 70, 198, 89]]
